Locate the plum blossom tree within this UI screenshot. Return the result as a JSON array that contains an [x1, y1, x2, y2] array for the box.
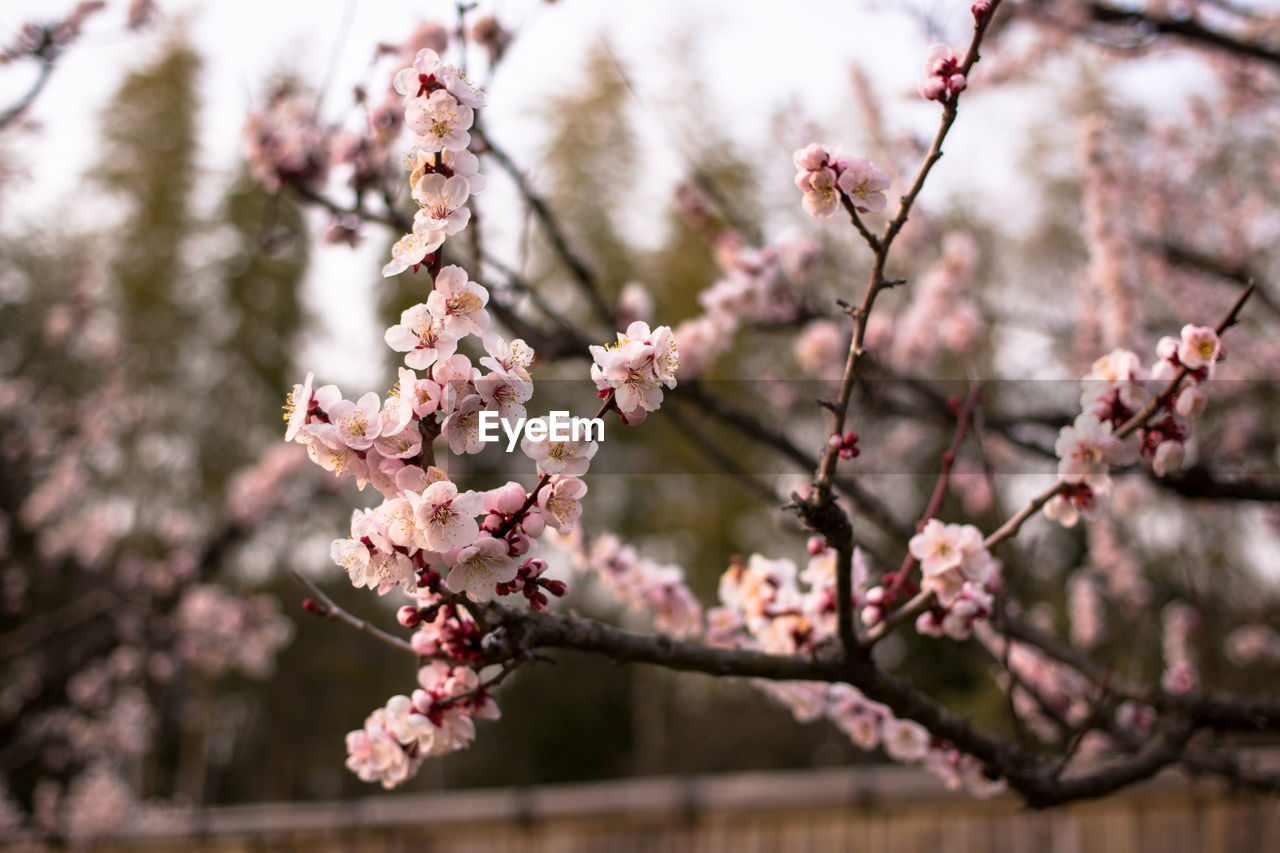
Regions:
[[238, 0, 1280, 809], [6, 0, 1280, 841]]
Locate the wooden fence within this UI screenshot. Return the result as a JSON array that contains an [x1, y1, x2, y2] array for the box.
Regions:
[[9, 761, 1280, 852]]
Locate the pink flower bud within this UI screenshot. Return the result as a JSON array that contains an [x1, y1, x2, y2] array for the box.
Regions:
[[947, 73, 967, 93], [543, 579, 568, 597], [487, 481, 528, 515], [481, 512, 505, 533], [807, 536, 827, 556], [397, 605, 421, 627], [919, 77, 948, 101], [507, 533, 532, 556], [1175, 386, 1208, 418], [972, 1, 991, 21], [861, 605, 883, 627], [828, 434, 844, 449], [411, 631, 435, 656], [792, 143, 830, 172], [521, 511, 546, 538]]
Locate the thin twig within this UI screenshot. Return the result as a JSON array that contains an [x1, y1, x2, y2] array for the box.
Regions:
[[291, 570, 417, 656]]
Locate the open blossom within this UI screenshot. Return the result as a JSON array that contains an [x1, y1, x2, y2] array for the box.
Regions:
[[407, 89, 473, 152], [521, 436, 598, 477], [382, 227, 445, 277], [793, 145, 890, 218], [393, 48, 444, 99], [589, 321, 679, 413], [1055, 414, 1134, 494], [412, 173, 471, 235], [1043, 485, 1105, 528], [346, 712, 414, 789], [283, 372, 314, 441], [536, 476, 588, 533], [836, 158, 890, 213], [881, 717, 931, 762], [385, 304, 460, 370], [1177, 324, 1220, 370], [479, 334, 534, 383], [426, 265, 490, 337], [796, 165, 840, 218], [447, 537, 518, 601], [415, 480, 483, 552], [328, 392, 383, 451], [441, 393, 485, 455], [908, 520, 996, 605]]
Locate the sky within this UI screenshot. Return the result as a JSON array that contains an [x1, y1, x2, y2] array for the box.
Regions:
[[0, 0, 1223, 388]]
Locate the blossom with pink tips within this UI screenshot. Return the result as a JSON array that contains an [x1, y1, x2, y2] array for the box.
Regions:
[[920, 45, 966, 102]]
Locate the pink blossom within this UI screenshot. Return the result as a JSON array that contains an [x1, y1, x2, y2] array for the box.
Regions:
[[393, 48, 444, 100], [382, 227, 445, 277], [1055, 414, 1132, 494], [407, 89, 473, 152], [426, 265, 491, 337], [796, 166, 840, 218], [412, 173, 471, 235], [536, 476, 588, 533], [521, 436, 599, 477], [446, 537, 518, 601], [283, 372, 314, 441], [881, 717, 930, 762], [836, 157, 890, 213], [1177, 324, 1220, 370], [440, 393, 485, 455], [329, 392, 383, 451], [415, 480, 483, 552]]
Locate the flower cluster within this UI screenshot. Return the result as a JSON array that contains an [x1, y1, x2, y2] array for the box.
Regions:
[[243, 83, 332, 192], [1045, 325, 1223, 526], [707, 546, 1001, 794], [792, 144, 890, 219], [574, 533, 703, 639], [173, 585, 293, 679], [345, 662, 499, 789], [919, 45, 967, 102], [589, 321, 679, 423], [283, 46, 680, 789], [382, 48, 486, 276]]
